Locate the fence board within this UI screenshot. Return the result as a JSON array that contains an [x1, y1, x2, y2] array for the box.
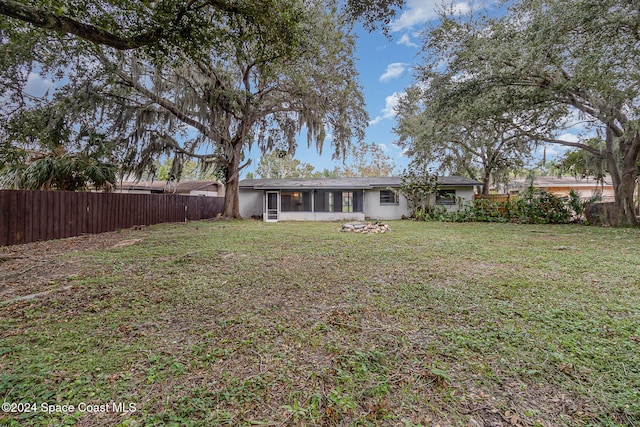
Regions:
[[474, 194, 513, 203], [10, 191, 19, 245], [0, 190, 224, 246], [0, 192, 8, 246]]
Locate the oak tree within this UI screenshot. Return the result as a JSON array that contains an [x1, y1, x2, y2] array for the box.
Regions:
[[97, 1, 368, 217], [409, 0, 640, 225]]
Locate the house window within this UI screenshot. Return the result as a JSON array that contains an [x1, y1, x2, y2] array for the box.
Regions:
[[313, 190, 363, 212], [314, 191, 339, 212], [342, 192, 353, 212], [436, 189, 456, 205], [379, 190, 399, 205], [281, 191, 311, 211]]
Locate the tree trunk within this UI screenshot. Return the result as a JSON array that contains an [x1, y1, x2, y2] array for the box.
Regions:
[[223, 142, 243, 219], [481, 168, 491, 194], [612, 172, 637, 226], [605, 128, 639, 226]]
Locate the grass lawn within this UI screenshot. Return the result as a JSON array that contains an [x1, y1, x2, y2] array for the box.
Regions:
[[1, 220, 639, 426]]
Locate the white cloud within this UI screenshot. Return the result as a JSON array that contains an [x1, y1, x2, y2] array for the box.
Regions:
[[390, 0, 473, 32], [452, 2, 472, 14], [25, 72, 54, 97], [369, 92, 403, 125], [378, 143, 389, 152], [379, 63, 409, 82], [397, 34, 419, 48], [556, 133, 580, 143]]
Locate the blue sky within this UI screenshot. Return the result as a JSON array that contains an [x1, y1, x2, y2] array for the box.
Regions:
[[244, 0, 482, 177], [242, 0, 581, 178]]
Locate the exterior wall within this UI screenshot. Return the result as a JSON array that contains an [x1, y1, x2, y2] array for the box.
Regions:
[[364, 188, 411, 220], [542, 185, 614, 201], [114, 189, 153, 195], [189, 190, 220, 197], [435, 186, 475, 212], [238, 186, 478, 221], [239, 189, 263, 218], [279, 211, 365, 221]]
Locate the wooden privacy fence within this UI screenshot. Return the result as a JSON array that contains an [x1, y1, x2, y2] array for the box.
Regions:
[[0, 190, 224, 246], [474, 193, 513, 203]]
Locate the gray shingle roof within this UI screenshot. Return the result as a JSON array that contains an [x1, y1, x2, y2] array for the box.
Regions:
[[239, 176, 481, 189]]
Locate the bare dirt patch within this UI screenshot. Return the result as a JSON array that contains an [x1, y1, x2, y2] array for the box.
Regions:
[[0, 227, 148, 303]]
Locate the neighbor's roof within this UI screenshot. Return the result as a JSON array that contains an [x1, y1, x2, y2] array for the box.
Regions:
[[510, 175, 613, 188], [239, 176, 482, 190], [117, 180, 222, 193]]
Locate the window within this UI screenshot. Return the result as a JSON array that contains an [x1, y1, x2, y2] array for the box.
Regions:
[[436, 189, 456, 205], [380, 190, 399, 205], [281, 191, 311, 211], [314, 191, 339, 212], [342, 191, 353, 212], [314, 190, 363, 212]]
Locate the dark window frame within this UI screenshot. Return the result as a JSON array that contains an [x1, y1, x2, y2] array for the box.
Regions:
[[436, 189, 457, 205], [379, 189, 399, 205], [280, 191, 312, 211]]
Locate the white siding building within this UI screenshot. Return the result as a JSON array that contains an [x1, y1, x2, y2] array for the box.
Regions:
[[239, 177, 481, 221]]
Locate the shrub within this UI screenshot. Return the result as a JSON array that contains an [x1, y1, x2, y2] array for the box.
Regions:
[[416, 188, 588, 225]]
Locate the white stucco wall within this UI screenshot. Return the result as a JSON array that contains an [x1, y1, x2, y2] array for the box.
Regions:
[[239, 189, 263, 218], [278, 211, 365, 221], [434, 186, 476, 212], [364, 188, 411, 220]]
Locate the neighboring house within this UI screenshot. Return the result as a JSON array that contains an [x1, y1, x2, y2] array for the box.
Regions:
[[116, 180, 225, 197], [239, 176, 481, 222], [509, 176, 615, 201]]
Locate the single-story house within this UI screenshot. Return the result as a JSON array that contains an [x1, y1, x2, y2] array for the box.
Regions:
[[239, 176, 482, 221], [508, 176, 615, 201], [116, 180, 225, 197]]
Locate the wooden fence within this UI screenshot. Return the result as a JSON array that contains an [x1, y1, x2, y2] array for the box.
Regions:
[[0, 190, 224, 246], [474, 193, 513, 203]]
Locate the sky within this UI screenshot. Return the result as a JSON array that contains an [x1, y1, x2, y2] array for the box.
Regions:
[[20, 0, 576, 179], [244, 0, 482, 177], [243, 0, 580, 178]]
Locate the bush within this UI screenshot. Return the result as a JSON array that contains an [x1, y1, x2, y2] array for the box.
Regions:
[[414, 188, 587, 224], [512, 188, 572, 224]]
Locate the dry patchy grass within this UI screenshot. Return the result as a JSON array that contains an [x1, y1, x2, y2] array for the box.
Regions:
[[1, 220, 639, 426]]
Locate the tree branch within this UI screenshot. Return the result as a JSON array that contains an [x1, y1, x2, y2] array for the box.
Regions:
[[526, 133, 602, 156], [98, 55, 221, 142], [148, 131, 225, 161], [0, 0, 250, 50], [0, 0, 163, 49]]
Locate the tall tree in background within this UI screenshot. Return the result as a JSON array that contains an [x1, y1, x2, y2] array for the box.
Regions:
[[410, 0, 640, 225], [395, 86, 531, 194], [556, 139, 609, 181], [251, 150, 316, 179], [338, 141, 395, 177], [96, 1, 367, 218]]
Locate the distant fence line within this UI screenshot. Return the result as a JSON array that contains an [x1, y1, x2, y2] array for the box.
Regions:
[[0, 190, 224, 246]]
